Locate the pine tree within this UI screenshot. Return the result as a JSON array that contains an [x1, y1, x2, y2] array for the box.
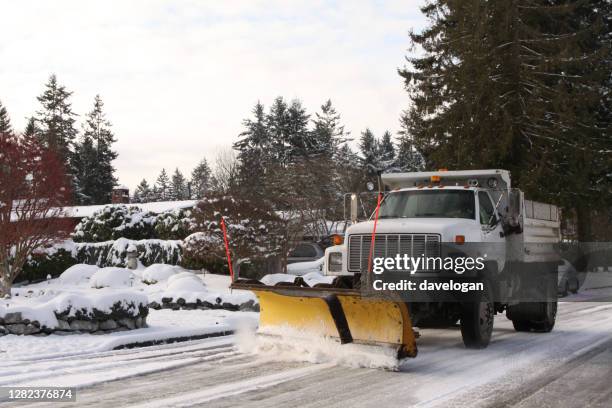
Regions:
[[234, 102, 270, 200], [170, 168, 188, 200], [73, 136, 98, 204], [267, 97, 291, 164], [396, 115, 424, 171], [0, 100, 12, 135], [190, 159, 212, 199], [400, 0, 611, 240], [285, 99, 312, 161], [379, 130, 396, 168], [134, 179, 152, 203], [155, 169, 170, 201], [79, 95, 118, 204], [359, 128, 379, 169], [23, 117, 40, 139], [36, 74, 78, 172], [312, 99, 348, 157]]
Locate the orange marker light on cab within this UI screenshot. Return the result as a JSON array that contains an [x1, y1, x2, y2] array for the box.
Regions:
[[455, 235, 465, 244], [331, 234, 344, 246]]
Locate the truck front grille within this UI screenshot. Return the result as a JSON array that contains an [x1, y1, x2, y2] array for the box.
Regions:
[[348, 233, 441, 272]]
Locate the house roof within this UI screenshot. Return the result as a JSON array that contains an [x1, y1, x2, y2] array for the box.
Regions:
[[60, 200, 199, 218]]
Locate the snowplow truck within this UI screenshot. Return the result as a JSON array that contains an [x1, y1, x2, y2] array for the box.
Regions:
[[231, 169, 561, 359]]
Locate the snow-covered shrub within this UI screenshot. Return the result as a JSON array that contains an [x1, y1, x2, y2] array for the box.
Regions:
[[154, 208, 194, 240], [20, 248, 77, 283], [23, 239, 183, 279], [75, 238, 183, 267], [90, 267, 137, 288], [142, 263, 182, 284], [166, 272, 207, 292], [186, 195, 282, 274], [58, 264, 99, 285], [72, 205, 157, 242]]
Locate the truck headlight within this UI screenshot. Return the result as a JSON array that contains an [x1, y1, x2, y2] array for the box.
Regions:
[[328, 253, 343, 273]]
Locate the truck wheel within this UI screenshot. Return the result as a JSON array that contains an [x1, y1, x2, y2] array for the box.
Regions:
[[508, 301, 557, 333], [460, 282, 494, 349], [560, 280, 569, 297], [531, 301, 557, 332]]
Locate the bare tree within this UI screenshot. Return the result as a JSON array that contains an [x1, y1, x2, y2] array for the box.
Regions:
[[209, 148, 240, 194], [0, 132, 72, 297]]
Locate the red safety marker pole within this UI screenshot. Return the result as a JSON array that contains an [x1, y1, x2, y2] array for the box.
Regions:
[[220, 217, 234, 282], [367, 192, 383, 275]]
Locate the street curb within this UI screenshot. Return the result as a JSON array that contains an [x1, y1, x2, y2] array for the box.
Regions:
[[112, 330, 235, 350]]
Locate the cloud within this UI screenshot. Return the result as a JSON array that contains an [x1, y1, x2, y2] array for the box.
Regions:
[[0, 0, 426, 189]]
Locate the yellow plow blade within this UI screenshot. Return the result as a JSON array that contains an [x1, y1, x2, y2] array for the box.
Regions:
[[252, 288, 417, 359]]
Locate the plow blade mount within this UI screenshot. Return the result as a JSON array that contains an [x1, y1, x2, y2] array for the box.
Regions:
[[234, 284, 417, 359]]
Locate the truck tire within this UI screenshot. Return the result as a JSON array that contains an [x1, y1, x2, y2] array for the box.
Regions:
[[508, 301, 557, 333], [460, 281, 494, 349]]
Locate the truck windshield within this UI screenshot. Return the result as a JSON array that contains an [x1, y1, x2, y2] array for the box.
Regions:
[[378, 190, 475, 219]]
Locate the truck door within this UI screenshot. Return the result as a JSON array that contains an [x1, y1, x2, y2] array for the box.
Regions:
[[478, 190, 506, 275]]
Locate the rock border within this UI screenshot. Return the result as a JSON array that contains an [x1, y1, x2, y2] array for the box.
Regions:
[[148, 298, 259, 312], [0, 302, 149, 336]]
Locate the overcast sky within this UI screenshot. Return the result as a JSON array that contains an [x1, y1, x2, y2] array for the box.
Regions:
[[0, 0, 426, 190]]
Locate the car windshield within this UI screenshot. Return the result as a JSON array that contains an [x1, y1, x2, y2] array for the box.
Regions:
[[377, 190, 475, 219]]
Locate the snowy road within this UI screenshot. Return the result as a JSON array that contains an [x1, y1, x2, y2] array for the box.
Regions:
[[3, 301, 612, 408]]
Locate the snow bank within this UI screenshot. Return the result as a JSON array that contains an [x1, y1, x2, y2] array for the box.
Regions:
[[58, 264, 99, 285], [260, 274, 297, 286], [142, 264, 182, 284], [302, 272, 334, 287], [259, 272, 333, 287], [90, 267, 137, 288]]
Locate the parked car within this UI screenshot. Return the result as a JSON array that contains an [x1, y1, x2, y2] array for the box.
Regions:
[[287, 242, 325, 264], [558, 259, 580, 297]]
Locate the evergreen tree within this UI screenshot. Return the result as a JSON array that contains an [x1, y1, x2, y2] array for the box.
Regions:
[[35, 74, 78, 172], [23, 117, 40, 139], [155, 169, 171, 201], [400, 0, 611, 240], [312, 99, 348, 157], [134, 179, 152, 203], [79, 95, 118, 204], [170, 168, 188, 200], [359, 128, 379, 169], [190, 158, 212, 199], [0, 100, 12, 135], [234, 102, 270, 200], [396, 115, 424, 171], [379, 130, 396, 168], [73, 135, 98, 204], [267, 97, 291, 164], [285, 99, 312, 161]]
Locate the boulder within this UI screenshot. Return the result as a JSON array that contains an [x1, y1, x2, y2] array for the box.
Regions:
[[118, 318, 136, 330], [69, 320, 99, 332], [135, 317, 146, 329], [4, 312, 22, 324], [23, 324, 40, 335], [7, 323, 26, 335], [99, 320, 118, 331], [56, 319, 71, 331]]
